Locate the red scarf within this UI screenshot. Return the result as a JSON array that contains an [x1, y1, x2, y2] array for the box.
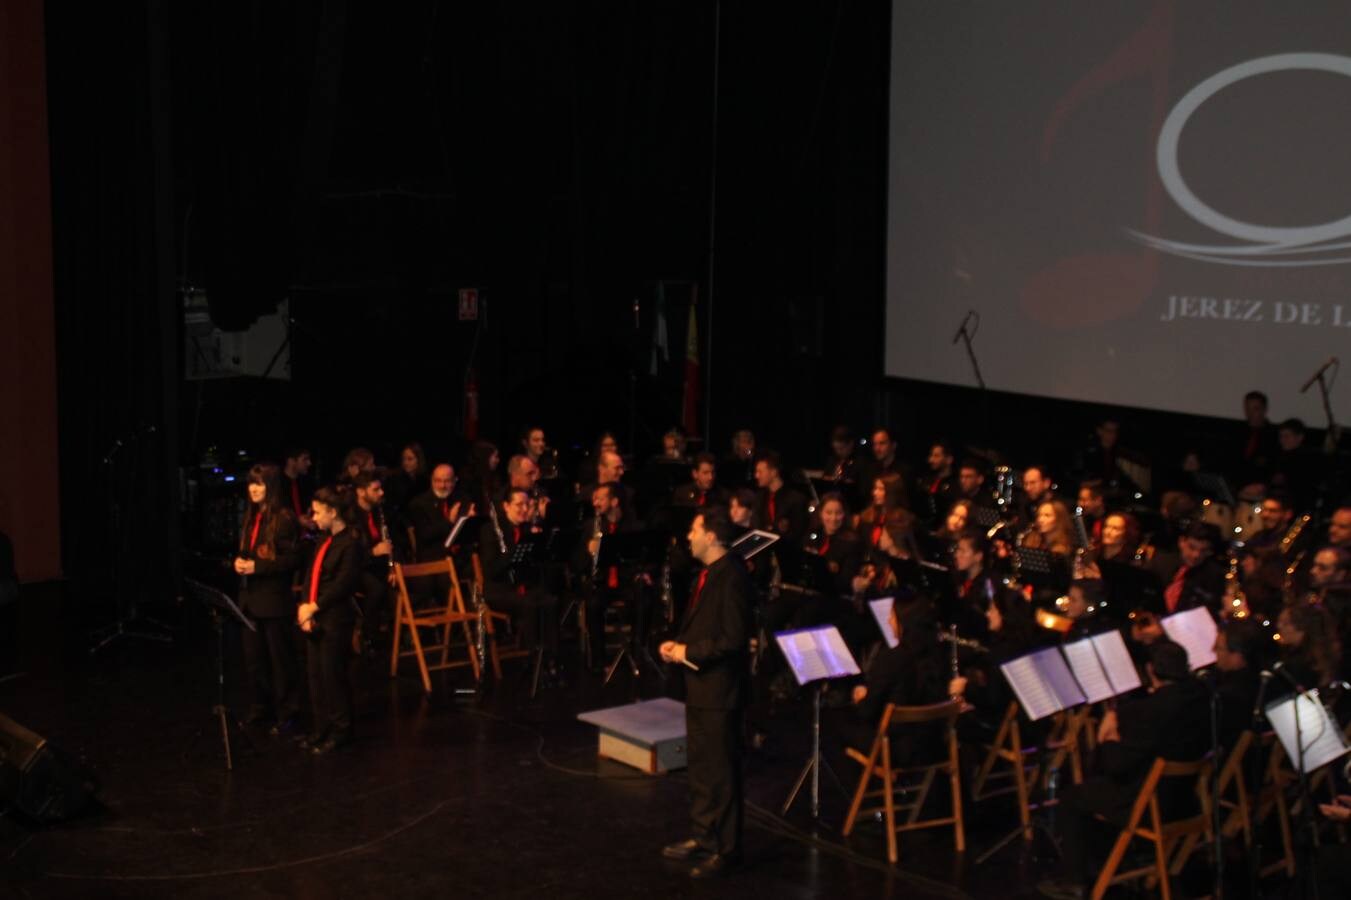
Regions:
[[248, 509, 264, 552], [308, 536, 334, 606]]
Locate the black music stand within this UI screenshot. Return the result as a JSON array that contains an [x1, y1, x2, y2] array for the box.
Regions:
[[775, 625, 861, 822], [595, 531, 667, 685], [182, 577, 256, 771], [1193, 472, 1236, 508]]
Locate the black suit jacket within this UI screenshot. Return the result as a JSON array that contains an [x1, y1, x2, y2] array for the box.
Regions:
[[676, 552, 753, 710], [407, 490, 473, 561], [304, 528, 362, 625], [1098, 677, 1210, 813], [754, 485, 809, 545], [672, 482, 728, 509], [238, 508, 301, 619]]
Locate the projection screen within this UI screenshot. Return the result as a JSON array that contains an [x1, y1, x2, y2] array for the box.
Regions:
[[885, 3, 1351, 423]]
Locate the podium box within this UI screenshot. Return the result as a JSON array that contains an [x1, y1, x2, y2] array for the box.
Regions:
[[577, 698, 687, 775]]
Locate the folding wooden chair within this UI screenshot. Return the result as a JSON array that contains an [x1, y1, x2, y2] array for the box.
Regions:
[[843, 699, 966, 865], [1214, 731, 1256, 847], [1090, 756, 1214, 900], [389, 557, 479, 694], [1244, 732, 1298, 878], [971, 702, 1088, 840]]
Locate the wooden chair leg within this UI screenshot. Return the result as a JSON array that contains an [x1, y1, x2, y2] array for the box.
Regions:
[[949, 749, 966, 852], [407, 613, 432, 694], [843, 741, 881, 837], [389, 602, 405, 678], [882, 738, 898, 865], [1010, 721, 1032, 840], [1091, 827, 1134, 900]]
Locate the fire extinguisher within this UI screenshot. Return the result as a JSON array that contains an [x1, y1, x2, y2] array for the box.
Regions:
[[463, 368, 479, 440]]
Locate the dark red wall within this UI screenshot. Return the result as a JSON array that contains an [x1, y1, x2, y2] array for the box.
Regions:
[[0, 0, 62, 581]]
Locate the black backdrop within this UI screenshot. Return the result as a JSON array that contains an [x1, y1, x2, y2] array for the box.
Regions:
[[44, 1, 1272, 589]]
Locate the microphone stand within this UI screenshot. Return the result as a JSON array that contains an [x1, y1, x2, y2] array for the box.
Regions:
[[952, 312, 989, 445], [1299, 358, 1340, 454]]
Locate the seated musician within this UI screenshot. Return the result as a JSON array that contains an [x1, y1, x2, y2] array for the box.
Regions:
[[480, 488, 561, 679], [673, 452, 728, 509], [801, 492, 862, 598], [519, 425, 559, 479], [1075, 479, 1107, 544], [1062, 579, 1110, 641], [920, 440, 957, 523], [856, 474, 913, 555], [719, 428, 757, 491], [340, 446, 376, 484], [573, 482, 651, 672], [859, 427, 910, 510], [956, 458, 995, 509], [1212, 618, 1265, 751], [752, 449, 808, 545], [823, 425, 861, 498], [1019, 465, 1057, 529], [1154, 521, 1227, 619], [1095, 511, 1139, 563], [1274, 600, 1343, 696], [1038, 641, 1209, 900], [1308, 546, 1351, 610], [949, 529, 1000, 641], [831, 599, 959, 764], [406, 464, 473, 563], [1019, 499, 1075, 598], [1244, 488, 1297, 555], [954, 585, 1047, 740], [927, 497, 972, 565]]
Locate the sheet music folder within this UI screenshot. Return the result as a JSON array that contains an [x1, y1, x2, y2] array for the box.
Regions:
[[1160, 607, 1219, 670], [774, 626, 861, 686], [1265, 689, 1351, 775], [443, 515, 481, 549], [868, 597, 899, 648], [731, 529, 779, 561], [1000, 630, 1141, 720]]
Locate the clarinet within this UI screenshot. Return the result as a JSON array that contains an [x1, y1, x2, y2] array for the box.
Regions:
[[378, 503, 394, 573], [487, 497, 511, 583], [590, 511, 604, 579], [472, 578, 488, 671]]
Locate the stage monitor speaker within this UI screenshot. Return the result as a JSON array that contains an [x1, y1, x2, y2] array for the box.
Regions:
[[0, 712, 94, 822]]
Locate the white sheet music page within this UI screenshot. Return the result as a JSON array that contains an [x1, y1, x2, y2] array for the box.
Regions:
[[1092, 630, 1142, 695], [773, 626, 861, 686], [868, 597, 898, 648], [1265, 689, 1351, 775], [1160, 607, 1219, 669], [1000, 649, 1072, 721], [1062, 639, 1114, 704]]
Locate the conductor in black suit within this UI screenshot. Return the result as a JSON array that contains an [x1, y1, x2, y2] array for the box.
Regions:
[[660, 508, 753, 878]]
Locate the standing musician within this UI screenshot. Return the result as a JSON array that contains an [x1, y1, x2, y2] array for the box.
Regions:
[[1019, 465, 1057, 528], [520, 425, 559, 479], [352, 471, 395, 642], [1075, 479, 1107, 544], [573, 482, 649, 672], [956, 458, 996, 509], [281, 447, 315, 530], [340, 446, 376, 484], [296, 487, 362, 754], [233, 463, 301, 732], [660, 508, 754, 878], [673, 452, 727, 509], [480, 487, 561, 677]]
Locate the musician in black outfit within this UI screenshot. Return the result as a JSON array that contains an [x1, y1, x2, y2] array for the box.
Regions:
[[281, 446, 315, 529], [1212, 618, 1264, 751], [479, 487, 560, 673], [661, 508, 753, 878], [233, 463, 301, 732], [296, 487, 362, 754], [352, 471, 394, 641], [406, 464, 473, 562], [1038, 641, 1209, 899], [673, 452, 727, 509], [1148, 521, 1226, 618], [801, 492, 862, 598], [752, 449, 808, 546], [573, 482, 649, 671]]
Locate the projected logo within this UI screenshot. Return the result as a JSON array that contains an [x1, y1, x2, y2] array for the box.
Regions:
[[1129, 52, 1351, 267]]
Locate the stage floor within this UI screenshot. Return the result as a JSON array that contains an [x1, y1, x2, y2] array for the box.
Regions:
[[0, 585, 1057, 899]]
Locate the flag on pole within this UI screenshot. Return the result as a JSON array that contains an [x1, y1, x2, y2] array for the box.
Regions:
[[682, 287, 700, 438], [650, 282, 669, 376]]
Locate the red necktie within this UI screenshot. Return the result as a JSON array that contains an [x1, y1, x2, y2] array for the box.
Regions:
[[697, 491, 706, 507], [290, 480, 303, 518], [1164, 565, 1187, 613], [820, 536, 831, 556], [768, 493, 777, 526], [367, 510, 380, 541], [690, 569, 709, 611], [308, 536, 334, 606], [440, 500, 450, 520], [606, 521, 619, 589], [249, 510, 264, 552]]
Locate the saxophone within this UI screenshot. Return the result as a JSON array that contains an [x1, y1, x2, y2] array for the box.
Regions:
[[1225, 551, 1249, 619]]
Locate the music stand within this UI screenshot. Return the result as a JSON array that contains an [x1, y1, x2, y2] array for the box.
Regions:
[[731, 529, 779, 561], [595, 531, 668, 685], [967, 505, 1002, 531], [774, 625, 861, 821], [182, 577, 256, 771], [1193, 472, 1237, 508]]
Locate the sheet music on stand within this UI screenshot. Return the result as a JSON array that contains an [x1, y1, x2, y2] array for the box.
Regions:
[[1000, 647, 1087, 721], [968, 505, 1002, 531], [443, 515, 479, 549], [1265, 689, 1351, 775], [774, 626, 861, 686], [1013, 545, 1055, 576], [1160, 607, 1219, 669], [1061, 631, 1141, 703], [731, 529, 779, 562], [868, 597, 898, 648]]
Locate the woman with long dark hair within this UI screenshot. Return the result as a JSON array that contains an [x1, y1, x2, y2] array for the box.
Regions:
[[296, 486, 362, 754], [233, 463, 301, 732]]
